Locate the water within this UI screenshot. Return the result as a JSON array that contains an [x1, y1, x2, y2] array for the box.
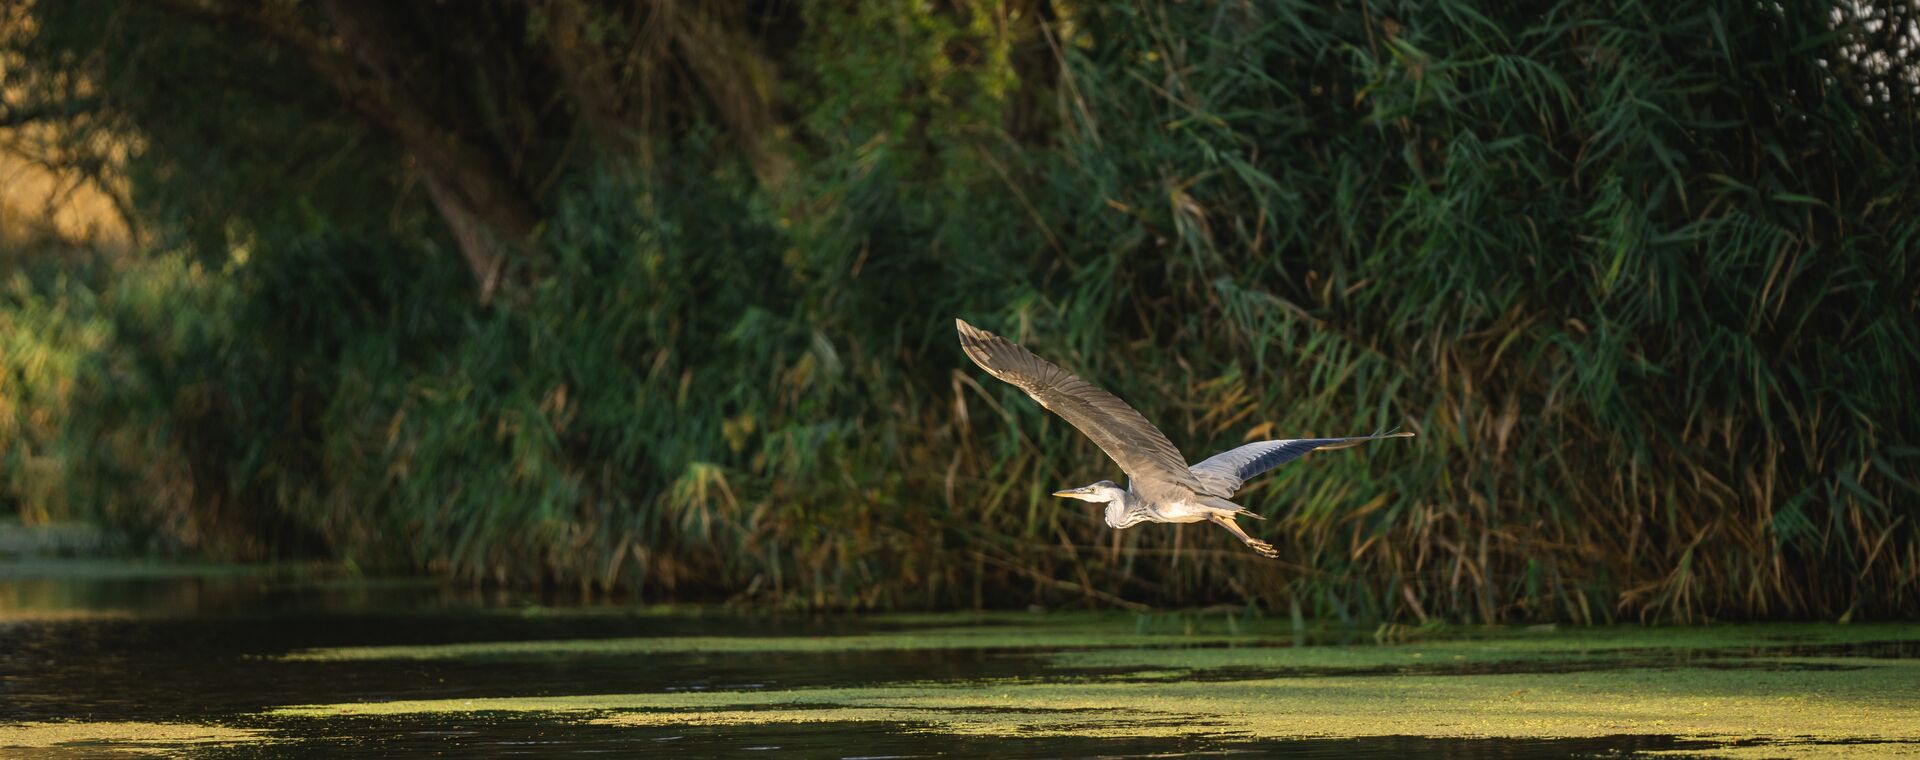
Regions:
[[2, 559, 1914, 758]]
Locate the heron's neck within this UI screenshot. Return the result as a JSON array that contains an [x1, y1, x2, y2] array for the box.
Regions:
[[1103, 490, 1147, 529]]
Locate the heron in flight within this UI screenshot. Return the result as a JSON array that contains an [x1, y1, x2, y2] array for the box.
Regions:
[[957, 318, 1412, 558]]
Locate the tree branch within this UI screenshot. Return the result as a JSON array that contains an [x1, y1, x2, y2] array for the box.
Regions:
[[538, 0, 635, 154], [140, 0, 541, 304], [141, 0, 354, 81], [0, 98, 102, 129]]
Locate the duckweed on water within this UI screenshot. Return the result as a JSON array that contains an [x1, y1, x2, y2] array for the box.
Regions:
[[0, 721, 265, 754], [0, 608, 137, 624], [1048, 622, 1920, 674], [263, 621, 1920, 757], [274, 614, 1272, 662], [268, 661, 1920, 756], [277, 616, 1920, 668]]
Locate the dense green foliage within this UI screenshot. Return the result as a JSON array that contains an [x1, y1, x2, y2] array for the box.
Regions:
[[4, 1, 1917, 620]]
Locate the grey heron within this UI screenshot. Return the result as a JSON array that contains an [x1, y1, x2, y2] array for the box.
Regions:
[[956, 318, 1412, 559]]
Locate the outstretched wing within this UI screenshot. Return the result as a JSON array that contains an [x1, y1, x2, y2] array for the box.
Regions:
[[1189, 432, 1414, 497], [956, 318, 1202, 490]]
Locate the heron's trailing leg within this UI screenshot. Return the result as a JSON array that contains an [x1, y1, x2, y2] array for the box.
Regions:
[[1208, 513, 1278, 558]]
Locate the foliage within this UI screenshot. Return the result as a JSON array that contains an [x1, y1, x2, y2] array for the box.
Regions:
[[2, 0, 1917, 620]]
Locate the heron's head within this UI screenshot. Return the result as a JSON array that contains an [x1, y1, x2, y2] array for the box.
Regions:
[[1052, 480, 1124, 504]]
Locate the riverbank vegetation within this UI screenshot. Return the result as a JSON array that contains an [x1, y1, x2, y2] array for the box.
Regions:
[[3, 1, 1916, 620]]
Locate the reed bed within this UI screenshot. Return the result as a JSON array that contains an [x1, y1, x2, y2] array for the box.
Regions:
[[3, 0, 1916, 620]]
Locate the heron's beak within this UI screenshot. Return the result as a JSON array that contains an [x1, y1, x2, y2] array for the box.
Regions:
[[1051, 488, 1079, 498]]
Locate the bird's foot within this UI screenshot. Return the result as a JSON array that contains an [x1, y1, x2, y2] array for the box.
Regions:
[[1245, 539, 1279, 559]]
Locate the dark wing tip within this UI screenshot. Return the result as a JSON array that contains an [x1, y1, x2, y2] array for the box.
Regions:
[[955, 317, 991, 344], [955, 318, 1000, 369]]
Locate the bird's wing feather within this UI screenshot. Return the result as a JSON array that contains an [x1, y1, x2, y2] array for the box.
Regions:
[[1189, 432, 1414, 497], [956, 319, 1201, 490]]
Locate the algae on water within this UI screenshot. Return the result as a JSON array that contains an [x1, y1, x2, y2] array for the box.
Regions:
[[0, 721, 266, 755], [275, 612, 1273, 662], [264, 618, 1920, 757]]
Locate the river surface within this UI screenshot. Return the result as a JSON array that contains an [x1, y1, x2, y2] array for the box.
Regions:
[[2, 558, 1916, 758]]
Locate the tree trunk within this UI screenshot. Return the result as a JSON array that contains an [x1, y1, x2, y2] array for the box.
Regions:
[[541, 0, 634, 155], [316, 0, 540, 304], [146, 0, 542, 304]]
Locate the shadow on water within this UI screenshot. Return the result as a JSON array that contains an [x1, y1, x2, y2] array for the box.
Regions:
[[0, 567, 999, 724], [1089, 650, 1891, 684], [188, 716, 1723, 760], [0, 615, 1050, 723]]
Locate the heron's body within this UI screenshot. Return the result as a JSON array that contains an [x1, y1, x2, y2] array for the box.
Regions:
[[956, 318, 1412, 558], [1103, 483, 1228, 526]]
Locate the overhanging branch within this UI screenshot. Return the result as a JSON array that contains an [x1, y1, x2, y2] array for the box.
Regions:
[[0, 98, 102, 129], [138, 0, 542, 305]]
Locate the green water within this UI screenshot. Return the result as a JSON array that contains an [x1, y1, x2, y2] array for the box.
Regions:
[[2, 558, 1916, 758]]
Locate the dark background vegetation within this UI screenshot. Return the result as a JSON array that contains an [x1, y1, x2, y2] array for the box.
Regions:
[[2, 0, 1916, 622]]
